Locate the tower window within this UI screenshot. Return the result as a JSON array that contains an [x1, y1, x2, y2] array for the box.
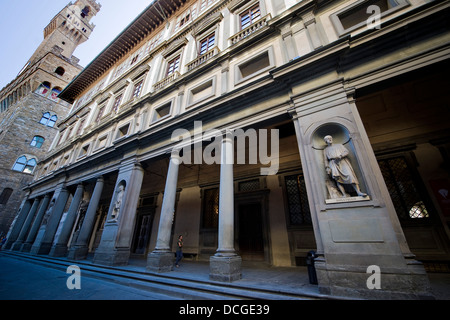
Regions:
[[12, 156, 37, 174], [81, 6, 90, 18], [36, 82, 51, 96], [40, 112, 58, 127], [55, 67, 65, 76], [30, 136, 45, 149]]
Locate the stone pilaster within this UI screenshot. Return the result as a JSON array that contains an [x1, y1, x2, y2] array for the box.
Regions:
[[290, 80, 433, 299], [30, 186, 70, 255], [93, 163, 144, 266], [68, 177, 104, 260], [11, 198, 41, 251], [21, 194, 51, 252], [49, 183, 84, 257], [3, 198, 32, 250]]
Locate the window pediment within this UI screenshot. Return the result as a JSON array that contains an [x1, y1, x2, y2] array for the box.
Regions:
[[111, 79, 129, 94], [228, 0, 252, 13], [162, 38, 188, 58], [129, 64, 150, 81], [192, 12, 223, 37]]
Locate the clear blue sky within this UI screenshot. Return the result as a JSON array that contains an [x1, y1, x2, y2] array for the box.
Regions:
[[0, 0, 153, 90]]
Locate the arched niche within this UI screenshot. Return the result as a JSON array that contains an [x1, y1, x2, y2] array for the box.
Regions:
[[312, 123, 368, 201]]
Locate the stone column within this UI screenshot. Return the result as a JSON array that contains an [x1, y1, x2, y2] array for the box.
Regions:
[[210, 131, 242, 282], [21, 194, 51, 252], [289, 81, 432, 299], [11, 198, 41, 251], [147, 153, 181, 273], [49, 184, 84, 257], [31, 186, 70, 255], [68, 177, 104, 260], [3, 198, 32, 250], [93, 163, 145, 266]]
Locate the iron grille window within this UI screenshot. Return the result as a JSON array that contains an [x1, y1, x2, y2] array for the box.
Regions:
[[378, 156, 430, 220], [285, 174, 311, 225], [203, 188, 219, 228], [238, 179, 260, 192]]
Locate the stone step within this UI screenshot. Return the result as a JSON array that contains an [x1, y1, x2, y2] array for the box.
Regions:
[[1, 251, 327, 300]]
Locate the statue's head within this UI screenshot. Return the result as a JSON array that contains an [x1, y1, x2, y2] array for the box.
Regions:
[[324, 135, 333, 144]]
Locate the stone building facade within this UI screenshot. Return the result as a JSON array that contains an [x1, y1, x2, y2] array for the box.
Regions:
[[5, 0, 450, 299], [0, 0, 101, 236]]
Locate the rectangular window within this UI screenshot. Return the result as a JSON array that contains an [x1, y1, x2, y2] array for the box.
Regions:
[[145, 33, 163, 55], [285, 174, 311, 225], [331, 0, 409, 35], [96, 105, 106, 122], [188, 78, 215, 106], [166, 56, 180, 76], [200, 0, 218, 12], [174, 7, 197, 32], [79, 144, 90, 157], [235, 48, 275, 84], [113, 94, 123, 113], [240, 4, 261, 30], [199, 34, 215, 55], [96, 135, 108, 150], [152, 103, 172, 123], [132, 80, 144, 99], [76, 118, 86, 136], [66, 126, 74, 139], [203, 188, 219, 228]]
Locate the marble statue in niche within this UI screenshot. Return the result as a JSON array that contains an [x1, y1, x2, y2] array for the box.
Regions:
[[110, 184, 125, 221], [323, 135, 367, 199], [41, 199, 55, 226]]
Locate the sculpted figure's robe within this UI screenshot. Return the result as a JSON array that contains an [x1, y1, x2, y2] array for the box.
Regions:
[[324, 144, 359, 186]]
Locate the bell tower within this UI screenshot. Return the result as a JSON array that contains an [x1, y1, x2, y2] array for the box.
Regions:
[[29, 0, 101, 64]]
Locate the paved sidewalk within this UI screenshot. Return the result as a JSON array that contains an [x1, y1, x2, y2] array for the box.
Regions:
[[126, 258, 450, 300], [0, 254, 181, 300], [1, 251, 449, 300]]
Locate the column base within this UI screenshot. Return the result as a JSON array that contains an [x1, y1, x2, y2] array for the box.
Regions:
[[146, 251, 174, 273], [30, 242, 52, 256], [20, 242, 33, 253], [209, 255, 242, 282], [67, 246, 89, 260], [315, 256, 435, 300], [48, 244, 69, 257], [93, 248, 130, 266], [10, 241, 24, 251]]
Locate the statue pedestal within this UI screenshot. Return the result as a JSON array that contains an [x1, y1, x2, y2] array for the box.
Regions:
[[326, 195, 370, 204]]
